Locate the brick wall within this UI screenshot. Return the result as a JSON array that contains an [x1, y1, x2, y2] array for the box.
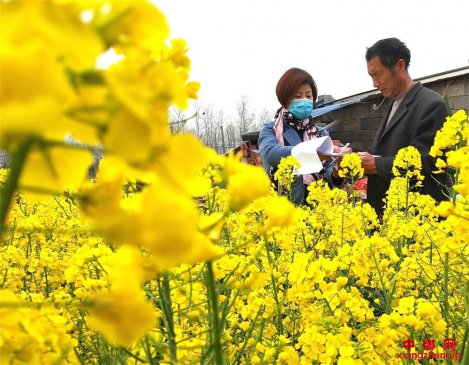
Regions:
[[315, 71, 469, 151]]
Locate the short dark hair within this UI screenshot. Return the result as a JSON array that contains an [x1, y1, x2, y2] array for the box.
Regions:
[[365, 37, 411, 70], [276, 68, 318, 108]]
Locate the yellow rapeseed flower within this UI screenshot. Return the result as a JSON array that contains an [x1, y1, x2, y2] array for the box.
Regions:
[[94, 0, 169, 56], [392, 146, 424, 185], [227, 163, 271, 211], [19, 145, 93, 199], [338, 153, 364, 180], [0, 290, 77, 364], [262, 196, 298, 232], [87, 246, 157, 346], [87, 285, 157, 346], [430, 110, 468, 158], [274, 156, 300, 192], [0, 0, 103, 148]]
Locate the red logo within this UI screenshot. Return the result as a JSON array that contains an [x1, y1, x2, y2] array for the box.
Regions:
[[422, 339, 435, 351], [397, 338, 461, 361], [403, 339, 415, 351], [443, 338, 456, 351]]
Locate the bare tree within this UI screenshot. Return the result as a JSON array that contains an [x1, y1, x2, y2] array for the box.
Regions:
[[223, 123, 238, 152], [179, 104, 229, 153], [236, 95, 255, 135], [169, 106, 187, 133], [172, 95, 267, 154], [189, 102, 204, 138], [0, 150, 9, 168], [255, 108, 273, 131]]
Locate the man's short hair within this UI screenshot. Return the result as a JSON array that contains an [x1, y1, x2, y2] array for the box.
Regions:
[[365, 37, 411, 70]]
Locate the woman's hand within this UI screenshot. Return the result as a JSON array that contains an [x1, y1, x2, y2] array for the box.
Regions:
[[334, 145, 352, 154], [331, 145, 352, 177], [319, 145, 352, 162]]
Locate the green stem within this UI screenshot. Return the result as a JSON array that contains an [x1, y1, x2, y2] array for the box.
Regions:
[[0, 139, 33, 236], [461, 327, 469, 365], [460, 282, 469, 364], [264, 242, 284, 335], [206, 261, 223, 364], [270, 272, 284, 335], [44, 267, 50, 298], [405, 175, 409, 220], [143, 335, 156, 365], [158, 273, 177, 364], [232, 307, 264, 364], [301, 230, 308, 252], [452, 168, 460, 204], [341, 210, 344, 246], [371, 248, 391, 314], [0, 268, 8, 288], [120, 346, 147, 363], [54, 196, 71, 219], [443, 252, 449, 342], [318, 287, 336, 317]]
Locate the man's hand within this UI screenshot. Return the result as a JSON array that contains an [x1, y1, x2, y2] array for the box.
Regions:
[[357, 152, 377, 174]]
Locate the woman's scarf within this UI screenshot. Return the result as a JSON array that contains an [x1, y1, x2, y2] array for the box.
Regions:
[[272, 107, 324, 185], [273, 107, 322, 144]]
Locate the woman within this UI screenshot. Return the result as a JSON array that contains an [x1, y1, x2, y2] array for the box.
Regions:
[[259, 67, 341, 205]]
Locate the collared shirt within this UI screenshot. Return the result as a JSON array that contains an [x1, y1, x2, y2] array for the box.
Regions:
[[385, 82, 416, 128]]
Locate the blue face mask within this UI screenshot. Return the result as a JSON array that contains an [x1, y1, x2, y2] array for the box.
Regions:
[[289, 98, 314, 119]]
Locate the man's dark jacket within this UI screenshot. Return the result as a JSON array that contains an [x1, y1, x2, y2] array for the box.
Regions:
[[368, 82, 449, 215]]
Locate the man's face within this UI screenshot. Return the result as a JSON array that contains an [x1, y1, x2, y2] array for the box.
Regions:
[[367, 56, 405, 98]]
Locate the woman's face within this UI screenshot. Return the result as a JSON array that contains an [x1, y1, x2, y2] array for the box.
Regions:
[[292, 83, 313, 103], [288, 83, 315, 119]]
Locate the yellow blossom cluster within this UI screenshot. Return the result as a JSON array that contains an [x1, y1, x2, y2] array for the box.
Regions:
[[0, 289, 78, 365], [392, 146, 424, 187], [1, 0, 198, 197], [338, 152, 364, 181], [273, 155, 300, 193], [2, 124, 468, 363], [0, 0, 273, 361], [431, 110, 469, 225], [430, 110, 469, 158]]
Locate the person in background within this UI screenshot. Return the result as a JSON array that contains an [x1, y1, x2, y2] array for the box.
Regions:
[[258, 67, 342, 205], [357, 37, 449, 216]]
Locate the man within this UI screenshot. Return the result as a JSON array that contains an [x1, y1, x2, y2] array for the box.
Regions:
[[357, 37, 449, 216]]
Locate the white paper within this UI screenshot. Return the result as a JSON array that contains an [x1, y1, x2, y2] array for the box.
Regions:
[[291, 136, 335, 174]]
